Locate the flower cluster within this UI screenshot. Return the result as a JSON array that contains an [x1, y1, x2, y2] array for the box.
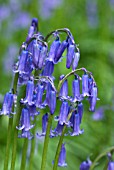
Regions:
[[0, 18, 98, 167]]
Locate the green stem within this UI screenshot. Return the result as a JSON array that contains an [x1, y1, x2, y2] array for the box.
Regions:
[[10, 86, 25, 170], [53, 125, 66, 170], [4, 72, 19, 170], [29, 117, 37, 170], [20, 139, 28, 170], [90, 146, 114, 170], [40, 114, 53, 170]]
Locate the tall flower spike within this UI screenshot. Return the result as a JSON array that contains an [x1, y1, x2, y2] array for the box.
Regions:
[[49, 89, 56, 114], [21, 80, 34, 105], [59, 101, 69, 125], [48, 37, 60, 63], [42, 60, 54, 76], [0, 92, 14, 116], [35, 83, 44, 108], [89, 84, 98, 112], [58, 143, 67, 167], [72, 50, 80, 71], [107, 161, 114, 170], [54, 39, 68, 63], [16, 107, 34, 131], [71, 112, 84, 136], [82, 73, 89, 97], [72, 75, 81, 101], [59, 75, 68, 100], [66, 43, 75, 69]]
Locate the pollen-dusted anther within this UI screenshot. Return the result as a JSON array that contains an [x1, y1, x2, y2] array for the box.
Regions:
[[21, 80, 34, 105], [0, 92, 14, 116]]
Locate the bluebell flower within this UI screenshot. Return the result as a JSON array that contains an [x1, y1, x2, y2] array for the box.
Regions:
[[54, 39, 68, 63], [78, 102, 83, 123], [59, 75, 68, 100], [107, 161, 114, 170], [38, 45, 48, 70], [58, 143, 67, 167], [53, 122, 64, 136], [71, 112, 84, 136], [47, 37, 60, 63], [72, 51, 80, 71], [0, 92, 14, 116], [72, 76, 82, 102], [28, 105, 40, 119], [92, 106, 104, 121], [66, 43, 75, 69], [89, 85, 98, 112], [49, 89, 56, 114], [82, 73, 89, 97], [80, 159, 92, 170], [59, 101, 69, 125], [42, 60, 54, 76], [21, 80, 34, 105], [41, 113, 48, 136], [35, 83, 45, 108], [31, 18, 38, 32]]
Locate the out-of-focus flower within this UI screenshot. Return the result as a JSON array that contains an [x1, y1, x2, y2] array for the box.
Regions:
[[107, 161, 114, 170], [58, 143, 67, 167], [80, 159, 92, 170]]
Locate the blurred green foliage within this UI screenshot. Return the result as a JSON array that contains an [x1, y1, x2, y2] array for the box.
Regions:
[[0, 0, 114, 169]]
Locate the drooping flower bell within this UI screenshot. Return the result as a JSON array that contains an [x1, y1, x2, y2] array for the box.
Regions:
[[48, 88, 56, 114], [59, 101, 69, 125], [89, 84, 98, 112], [72, 50, 80, 71], [17, 108, 34, 139], [21, 80, 34, 105], [80, 159, 92, 170], [59, 75, 68, 100], [78, 102, 83, 123], [38, 45, 48, 70], [53, 122, 64, 136], [47, 37, 60, 63], [0, 92, 14, 116], [42, 60, 54, 76], [82, 73, 89, 97], [107, 161, 114, 170], [72, 75, 81, 102], [54, 39, 68, 63], [58, 143, 67, 167], [66, 43, 75, 69], [35, 83, 45, 108]]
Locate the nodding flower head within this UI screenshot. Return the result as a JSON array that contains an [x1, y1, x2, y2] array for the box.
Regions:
[[89, 84, 98, 112], [58, 143, 67, 167], [49, 88, 56, 114], [82, 73, 89, 97], [35, 83, 45, 108], [72, 51, 80, 71], [42, 60, 54, 76], [72, 75, 81, 102], [66, 43, 75, 69], [107, 161, 114, 170], [80, 159, 92, 170], [0, 92, 14, 116]]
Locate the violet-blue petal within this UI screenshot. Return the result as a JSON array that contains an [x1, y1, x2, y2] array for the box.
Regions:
[[35, 83, 44, 108], [49, 89, 56, 114], [78, 102, 83, 123], [54, 122, 64, 136], [58, 144, 67, 167], [31, 18, 38, 32], [42, 113, 48, 135], [59, 101, 69, 125], [0, 92, 14, 116], [82, 74, 89, 97], [89, 86, 98, 112], [66, 44, 75, 69], [59, 75, 68, 99], [72, 78, 81, 100], [107, 161, 114, 170], [21, 80, 34, 105], [92, 107, 104, 121], [42, 61, 54, 76], [71, 113, 84, 136], [38, 45, 47, 70], [48, 38, 60, 63], [54, 40, 68, 63], [18, 129, 33, 140], [32, 41, 41, 68], [80, 160, 91, 170], [18, 50, 28, 74], [72, 51, 80, 70]]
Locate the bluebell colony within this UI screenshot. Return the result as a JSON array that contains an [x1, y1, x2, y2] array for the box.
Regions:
[[0, 18, 98, 170]]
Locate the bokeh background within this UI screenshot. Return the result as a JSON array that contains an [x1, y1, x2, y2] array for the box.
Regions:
[[0, 0, 114, 169]]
